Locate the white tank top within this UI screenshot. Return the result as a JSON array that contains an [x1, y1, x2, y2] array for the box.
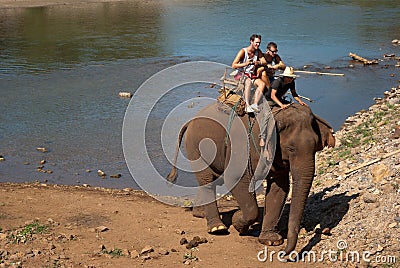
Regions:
[[242, 48, 259, 75]]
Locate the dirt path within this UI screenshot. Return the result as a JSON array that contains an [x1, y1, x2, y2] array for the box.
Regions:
[[0, 183, 317, 267]]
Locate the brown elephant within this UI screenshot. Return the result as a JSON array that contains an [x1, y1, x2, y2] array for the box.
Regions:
[[167, 102, 335, 255]]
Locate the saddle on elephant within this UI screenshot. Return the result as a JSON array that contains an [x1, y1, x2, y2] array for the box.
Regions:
[[216, 68, 247, 116]]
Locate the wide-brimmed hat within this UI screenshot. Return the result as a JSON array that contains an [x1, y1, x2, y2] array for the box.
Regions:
[[280, 66, 297, 78]]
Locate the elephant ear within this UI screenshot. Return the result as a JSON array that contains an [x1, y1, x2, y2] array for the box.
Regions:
[[313, 114, 335, 151]]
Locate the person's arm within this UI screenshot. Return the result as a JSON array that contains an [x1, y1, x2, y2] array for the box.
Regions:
[[271, 88, 289, 109], [290, 87, 307, 106], [257, 49, 266, 67], [275, 55, 286, 70], [232, 49, 251, 69]]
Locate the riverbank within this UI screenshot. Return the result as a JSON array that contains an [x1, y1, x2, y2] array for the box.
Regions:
[[1, 85, 399, 267]]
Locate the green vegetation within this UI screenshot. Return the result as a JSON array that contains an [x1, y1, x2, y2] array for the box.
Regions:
[[102, 248, 124, 258], [183, 248, 199, 261], [317, 103, 400, 177], [10, 221, 48, 244]]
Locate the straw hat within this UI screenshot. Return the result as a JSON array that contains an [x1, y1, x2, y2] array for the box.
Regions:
[[281, 66, 297, 78]]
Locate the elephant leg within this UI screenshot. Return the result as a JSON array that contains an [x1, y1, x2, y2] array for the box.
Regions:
[[259, 175, 290, 246], [192, 205, 205, 218], [195, 172, 228, 234], [229, 176, 259, 235]]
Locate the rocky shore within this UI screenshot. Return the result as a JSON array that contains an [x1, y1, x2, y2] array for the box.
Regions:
[[300, 84, 400, 267]]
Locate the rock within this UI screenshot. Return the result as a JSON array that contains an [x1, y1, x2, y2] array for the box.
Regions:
[[110, 174, 121, 178], [140, 245, 154, 255], [130, 249, 139, 258], [321, 227, 331, 235], [388, 223, 397, 228], [118, 92, 132, 98], [392, 126, 400, 139], [180, 238, 188, 245], [0, 233, 6, 241], [158, 248, 169, 255], [122, 248, 130, 256], [97, 170, 106, 177], [175, 229, 185, 235], [36, 147, 48, 153], [186, 239, 199, 249], [363, 194, 377, 203], [370, 163, 390, 183], [95, 226, 109, 232], [388, 98, 400, 106], [141, 254, 151, 260]]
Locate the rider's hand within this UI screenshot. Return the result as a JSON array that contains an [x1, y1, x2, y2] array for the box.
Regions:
[[299, 101, 308, 106], [281, 104, 289, 109]]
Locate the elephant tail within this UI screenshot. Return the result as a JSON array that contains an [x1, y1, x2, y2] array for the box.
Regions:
[[166, 121, 190, 183]]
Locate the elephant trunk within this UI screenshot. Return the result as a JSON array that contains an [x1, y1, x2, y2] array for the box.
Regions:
[[284, 157, 315, 255]]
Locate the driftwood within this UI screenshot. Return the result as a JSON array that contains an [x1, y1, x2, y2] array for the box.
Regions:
[[349, 52, 379, 65], [344, 148, 400, 176], [294, 70, 345, 76]]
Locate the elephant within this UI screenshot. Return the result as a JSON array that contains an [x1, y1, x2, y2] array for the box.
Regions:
[[166, 101, 335, 255]]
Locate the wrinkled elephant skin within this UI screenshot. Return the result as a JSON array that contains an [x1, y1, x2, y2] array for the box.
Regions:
[[167, 102, 335, 254]]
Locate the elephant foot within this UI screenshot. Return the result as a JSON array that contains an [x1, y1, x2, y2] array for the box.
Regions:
[[258, 230, 284, 246], [192, 206, 205, 218], [208, 224, 228, 235], [232, 210, 251, 235], [206, 216, 228, 235]]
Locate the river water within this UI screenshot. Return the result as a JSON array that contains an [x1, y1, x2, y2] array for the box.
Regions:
[[0, 0, 399, 190]]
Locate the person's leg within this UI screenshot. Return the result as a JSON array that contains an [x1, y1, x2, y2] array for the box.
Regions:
[[244, 78, 252, 107], [261, 71, 271, 91], [252, 78, 266, 108]]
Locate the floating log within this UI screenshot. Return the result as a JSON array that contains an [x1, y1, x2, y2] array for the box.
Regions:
[[294, 70, 345, 76], [348, 52, 378, 65]]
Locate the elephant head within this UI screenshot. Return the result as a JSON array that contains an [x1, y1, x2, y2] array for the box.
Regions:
[[268, 105, 335, 254]]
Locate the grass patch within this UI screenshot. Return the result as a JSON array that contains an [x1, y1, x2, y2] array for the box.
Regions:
[[102, 248, 124, 258], [10, 221, 48, 244], [183, 248, 199, 261]]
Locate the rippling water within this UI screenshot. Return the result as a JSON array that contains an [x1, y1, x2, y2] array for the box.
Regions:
[[0, 0, 399, 189]]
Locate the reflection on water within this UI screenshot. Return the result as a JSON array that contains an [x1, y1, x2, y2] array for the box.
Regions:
[[0, 0, 399, 189], [0, 1, 168, 74]]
